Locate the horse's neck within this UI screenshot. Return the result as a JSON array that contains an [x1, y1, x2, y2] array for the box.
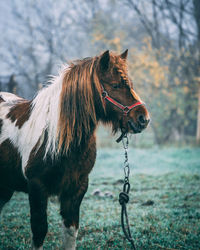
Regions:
[[31, 72, 102, 158]]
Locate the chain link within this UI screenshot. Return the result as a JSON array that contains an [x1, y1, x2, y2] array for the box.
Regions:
[[122, 134, 130, 183]]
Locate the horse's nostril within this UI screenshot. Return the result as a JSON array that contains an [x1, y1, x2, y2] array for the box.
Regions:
[[137, 115, 150, 128], [138, 115, 146, 125]]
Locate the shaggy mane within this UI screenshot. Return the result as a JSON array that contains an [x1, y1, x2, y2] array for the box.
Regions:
[[57, 56, 102, 154]]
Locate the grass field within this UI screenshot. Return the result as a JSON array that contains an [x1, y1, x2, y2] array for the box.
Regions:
[[0, 147, 200, 249]]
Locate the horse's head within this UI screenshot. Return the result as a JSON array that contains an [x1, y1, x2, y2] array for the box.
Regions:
[[97, 50, 150, 135]]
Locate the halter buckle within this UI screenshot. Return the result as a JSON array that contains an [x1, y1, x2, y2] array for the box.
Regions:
[[102, 91, 108, 98]]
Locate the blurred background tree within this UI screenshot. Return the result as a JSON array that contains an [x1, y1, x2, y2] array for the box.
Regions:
[[0, 0, 199, 146]]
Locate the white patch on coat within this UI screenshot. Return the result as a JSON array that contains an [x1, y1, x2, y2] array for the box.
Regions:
[[62, 224, 78, 250], [0, 92, 23, 103], [31, 241, 43, 250], [0, 66, 68, 177], [29, 73, 63, 158]]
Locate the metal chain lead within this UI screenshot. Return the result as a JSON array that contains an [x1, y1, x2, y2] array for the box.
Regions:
[[119, 133, 136, 249], [122, 134, 130, 183]]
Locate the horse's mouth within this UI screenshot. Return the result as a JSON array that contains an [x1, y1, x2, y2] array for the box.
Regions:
[[117, 119, 149, 142], [117, 120, 147, 143], [128, 120, 146, 134]]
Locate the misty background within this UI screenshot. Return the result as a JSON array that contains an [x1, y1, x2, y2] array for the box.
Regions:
[[0, 0, 199, 147]]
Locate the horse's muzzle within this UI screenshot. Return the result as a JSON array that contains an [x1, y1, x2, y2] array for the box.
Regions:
[[128, 116, 150, 134]]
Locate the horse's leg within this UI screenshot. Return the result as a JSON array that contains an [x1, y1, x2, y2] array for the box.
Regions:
[[28, 179, 48, 250], [0, 186, 14, 215], [60, 177, 89, 250]]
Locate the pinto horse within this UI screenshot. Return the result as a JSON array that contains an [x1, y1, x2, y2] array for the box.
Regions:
[[0, 50, 149, 249]]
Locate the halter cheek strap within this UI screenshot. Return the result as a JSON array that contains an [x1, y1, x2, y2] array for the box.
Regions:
[[101, 85, 145, 115]]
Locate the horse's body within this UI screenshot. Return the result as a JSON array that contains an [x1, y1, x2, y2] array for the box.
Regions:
[[0, 50, 149, 249]]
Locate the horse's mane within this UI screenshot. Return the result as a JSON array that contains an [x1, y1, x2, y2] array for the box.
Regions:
[[57, 56, 102, 154]]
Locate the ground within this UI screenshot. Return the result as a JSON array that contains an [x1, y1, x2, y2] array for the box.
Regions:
[[0, 147, 200, 249]]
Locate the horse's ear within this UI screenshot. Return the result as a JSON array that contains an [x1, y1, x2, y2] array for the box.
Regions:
[[99, 50, 110, 71], [120, 49, 128, 60]]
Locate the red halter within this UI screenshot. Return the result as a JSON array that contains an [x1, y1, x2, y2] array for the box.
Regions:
[[101, 85, 144, 115]]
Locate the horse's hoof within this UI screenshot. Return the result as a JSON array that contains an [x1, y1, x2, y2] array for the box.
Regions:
[[32, 241, 43, 250]]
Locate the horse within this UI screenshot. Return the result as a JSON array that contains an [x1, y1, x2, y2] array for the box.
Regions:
[[0, 50, 150, 249]]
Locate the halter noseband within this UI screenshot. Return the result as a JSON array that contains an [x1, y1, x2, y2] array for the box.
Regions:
[[101, 85, 144, 115]]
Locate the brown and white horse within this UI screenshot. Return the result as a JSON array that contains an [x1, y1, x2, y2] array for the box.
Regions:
[[0, 50, 149, 249]]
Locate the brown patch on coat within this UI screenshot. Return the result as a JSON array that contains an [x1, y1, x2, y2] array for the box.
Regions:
[[25, 132, 96, 195], [6, 101, 32, 129], [0, 139, 27, 192]]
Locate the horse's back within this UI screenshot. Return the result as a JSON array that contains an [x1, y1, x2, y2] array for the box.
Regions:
[[0, 91, 27, 141], [0, 91, 26, 106], [0, 91, 26, 117]]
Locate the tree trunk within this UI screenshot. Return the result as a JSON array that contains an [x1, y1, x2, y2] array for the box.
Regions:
[[193, 0, 200, 144], [196, 81, 200, 144]]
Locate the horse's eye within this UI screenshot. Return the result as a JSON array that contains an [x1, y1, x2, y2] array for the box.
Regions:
[[112, 84, 121, 89]]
